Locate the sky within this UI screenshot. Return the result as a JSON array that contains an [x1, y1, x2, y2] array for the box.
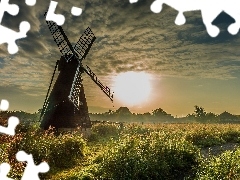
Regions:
[[1, 0, 240, 116]]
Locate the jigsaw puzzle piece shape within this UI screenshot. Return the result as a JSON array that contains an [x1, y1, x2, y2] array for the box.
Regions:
[[150, 0, 193, 26], [0, 0, 19, 22], [0, 99, 9, 111], [0, 21, 30, 54], [150, 0, 223, 37], [0, 163, 14, 180], [201, 7, 222, 37], [0, 99, 19, 135], [46, 0, 65, 26], [0, 116, 19, 136], [45, 0, 83, 25], [228, 20, 240, 35], [132, 0, 240, 37], [223, 2, 240, 35], [16, 151, 50, 180]]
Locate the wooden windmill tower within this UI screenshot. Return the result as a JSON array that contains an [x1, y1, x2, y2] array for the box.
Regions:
[[40, 20, 113, 130]]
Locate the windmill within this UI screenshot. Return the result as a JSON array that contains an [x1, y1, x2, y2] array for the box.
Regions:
[[40, 20, 113, 130]]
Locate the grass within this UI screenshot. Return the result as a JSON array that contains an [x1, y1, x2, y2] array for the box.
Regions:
[[1, 122, 240, 179]]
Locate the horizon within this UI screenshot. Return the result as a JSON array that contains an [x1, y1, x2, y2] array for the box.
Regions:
[[3, 104, 240, 117]]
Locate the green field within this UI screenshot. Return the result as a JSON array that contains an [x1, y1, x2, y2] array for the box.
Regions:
[[1, 119, 240, 180]]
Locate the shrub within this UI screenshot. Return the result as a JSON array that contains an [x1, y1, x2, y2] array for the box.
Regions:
[[95, 131, 200, 180], [195, 148, 240, 179], [4, 127, 86, 178], [185, 130, 225, 147], [123, 124, 151, 135], [222, 130, 240, 143], [48, 133, 86, 167], [91, 123, 120, 137]]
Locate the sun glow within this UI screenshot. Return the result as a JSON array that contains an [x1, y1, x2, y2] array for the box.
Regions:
[[113, 71, 152, 106]]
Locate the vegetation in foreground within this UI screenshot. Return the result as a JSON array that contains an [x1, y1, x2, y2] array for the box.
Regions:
[[1, 113, 240, 180]]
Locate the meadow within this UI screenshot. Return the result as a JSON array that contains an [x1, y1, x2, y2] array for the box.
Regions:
[[1, 118, 240, 180]]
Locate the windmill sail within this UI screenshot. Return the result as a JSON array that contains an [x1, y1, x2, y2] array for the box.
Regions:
[[46, 20, 77, 62], [68, 65, 83, 110], [83, 65, 113, 102], [74, 27, 96, 60]]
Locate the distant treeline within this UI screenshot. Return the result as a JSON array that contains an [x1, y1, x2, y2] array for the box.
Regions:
[[1, 105, 240, 124], [0, 110, 40, 126], [90, 106, 240, 123]]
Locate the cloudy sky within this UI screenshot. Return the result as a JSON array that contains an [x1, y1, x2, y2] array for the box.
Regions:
[[1, 0, 240, 116]]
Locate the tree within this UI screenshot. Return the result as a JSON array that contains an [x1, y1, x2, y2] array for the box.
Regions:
[[186, 113, 195, 120], [115, 107, 132, 116], [152, 108, 167, 117], [218, 111, 239, 122], [143, 112, 151, 116], [194, 105, 206, 120], [151, 108, 174, 122], [103, 110, 115, 115]]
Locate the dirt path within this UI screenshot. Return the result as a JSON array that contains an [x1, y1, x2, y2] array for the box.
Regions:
[[201, 143, 239, 158]]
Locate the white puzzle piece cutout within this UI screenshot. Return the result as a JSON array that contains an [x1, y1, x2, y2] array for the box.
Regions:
[[0, 21, 30, 54], [46, 0, 82, 26], [130, 0, 240, 37], [0, 116, 19, 136], [0, 0, 35, 54], [0, 99, 19, 136], [16, 151, 50, 180], [0, 163, 14, 180], [46, 1, 65, 26]]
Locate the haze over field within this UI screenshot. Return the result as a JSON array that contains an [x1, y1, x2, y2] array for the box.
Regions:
[[0, 0, 240, 116]]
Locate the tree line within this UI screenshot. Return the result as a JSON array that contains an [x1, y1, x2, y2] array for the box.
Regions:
[[90, 106, 240, 123], [0, 105, 239, 124]]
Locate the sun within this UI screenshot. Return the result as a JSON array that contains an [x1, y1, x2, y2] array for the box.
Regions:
[[113, 71, 152, 106]]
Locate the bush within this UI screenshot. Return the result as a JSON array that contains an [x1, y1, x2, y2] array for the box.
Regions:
[[4, 127, 86, 178], [91, 123, 120, 137], [186, 130, 225, 147], [195, 148, 240, 179], [222, 130, 240, 143], [94, 131, 200, 180], [48, 133, 85, 167], [123, 124, 151, 135]]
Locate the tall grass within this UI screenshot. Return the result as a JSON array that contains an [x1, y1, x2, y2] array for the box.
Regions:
[[0, 124, 86, 179], [1, 122, 240, 179]]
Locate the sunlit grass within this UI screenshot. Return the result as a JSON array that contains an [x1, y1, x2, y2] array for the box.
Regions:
[[1, 120, 240, 179]]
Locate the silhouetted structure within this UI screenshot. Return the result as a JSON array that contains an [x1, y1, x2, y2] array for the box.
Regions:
[[40, 20, 113, 130]]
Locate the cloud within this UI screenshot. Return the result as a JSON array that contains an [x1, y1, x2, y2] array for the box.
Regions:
[[66, 1, 240, 79]]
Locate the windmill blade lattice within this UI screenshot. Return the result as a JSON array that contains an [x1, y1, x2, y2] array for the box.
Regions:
[[74, 27, 96, 60], [68, 65, 83, 110], [83, 65, 113, 102], [46, 20, 76, 62]]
